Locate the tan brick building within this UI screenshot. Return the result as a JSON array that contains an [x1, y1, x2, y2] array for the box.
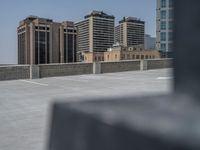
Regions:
[[83, 52, 104, 63], [18, 16, 77, 64], [83, 44, 160, 62]]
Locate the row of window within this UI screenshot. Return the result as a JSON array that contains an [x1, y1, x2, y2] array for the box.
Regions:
[[35, 26, 50, 30], [106, 54, 156, 60], [18, 28, 25, 33], [160, 9, 173, 19], [161, 0, 173, 8], [160, 32, 173, 41], [64, 29, 77, 33], [160, 43, 173, 51], [161, 21, 173, 30]]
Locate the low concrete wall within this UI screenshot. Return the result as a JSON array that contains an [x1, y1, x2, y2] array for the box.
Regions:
[[0, 59, 173, 81], [147, 59, 173, 70], [101, 60, 141, 73], [39, 63, 93, 78], [0, 65, 30, 81]]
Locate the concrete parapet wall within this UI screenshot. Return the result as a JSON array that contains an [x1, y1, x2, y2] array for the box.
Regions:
[[39, 63, 93, 78], [0, 59, 173, 81], [147, 59, 173, 70], [0, 65, 30, 81], [101, 60, 141, 73]]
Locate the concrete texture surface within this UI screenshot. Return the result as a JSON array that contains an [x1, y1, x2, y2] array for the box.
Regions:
[[0, 69, 172, 150]]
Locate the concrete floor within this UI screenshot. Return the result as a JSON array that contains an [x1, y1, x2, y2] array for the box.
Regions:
[[0, 69, 173, 150]]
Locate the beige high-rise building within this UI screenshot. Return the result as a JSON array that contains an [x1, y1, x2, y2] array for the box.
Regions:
[[18, 16, 77, 64], [75, 11, 115, 61], [115, 17, 145, 47]]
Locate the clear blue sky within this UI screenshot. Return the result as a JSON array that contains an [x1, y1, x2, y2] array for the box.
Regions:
[[0, 0, 156, 64]]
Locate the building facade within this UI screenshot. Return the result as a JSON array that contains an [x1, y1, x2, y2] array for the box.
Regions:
[[18, 16, 77, 64], [75, 11, 115, 61], [156, 0, 174, 52], [115, 17, 145, 47], [83, 44, 160, 63], [145, 34, 156, 50]]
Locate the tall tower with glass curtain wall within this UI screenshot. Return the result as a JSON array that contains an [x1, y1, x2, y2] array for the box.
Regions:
[[156, 0, 174, 53]]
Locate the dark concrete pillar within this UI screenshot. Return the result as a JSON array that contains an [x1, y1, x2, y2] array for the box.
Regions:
[[174, 0, 200, 97]]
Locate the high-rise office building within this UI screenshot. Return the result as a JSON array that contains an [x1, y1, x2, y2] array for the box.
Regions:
[[156, 0, 174, 52], [115, 17, 145, 47], [18, 16, 77, 64], [75, 11, 115, 61], [145, 34, 156, 50]]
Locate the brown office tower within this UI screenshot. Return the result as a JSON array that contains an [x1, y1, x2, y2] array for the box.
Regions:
[[17, 16, 77, 64], [115, 17, 145, 47], [75, 11, 115, 61]]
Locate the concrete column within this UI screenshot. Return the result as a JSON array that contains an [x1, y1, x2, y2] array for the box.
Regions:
[[30, 65, 40, 79], [60, 26, 64, 63], [140, 60, 147, 71], [93, 62, 101, 74], [30, 23, 35, 65]]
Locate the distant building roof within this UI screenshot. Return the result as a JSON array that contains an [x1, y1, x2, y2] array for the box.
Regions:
[[19, 16, 54, 26], [119, 17, 145, 24], [84, 10, 115, 19]]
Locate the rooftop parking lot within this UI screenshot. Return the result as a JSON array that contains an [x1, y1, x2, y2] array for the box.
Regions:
[[0, 69, 173, 150]]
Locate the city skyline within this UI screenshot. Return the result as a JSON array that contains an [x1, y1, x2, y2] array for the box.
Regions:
[[0, 0, 156, 64]]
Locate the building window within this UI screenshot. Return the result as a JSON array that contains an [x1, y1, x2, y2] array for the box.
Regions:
[[168, 32, 173, 41], [161, 43, 166, 51], [169, 0, 173, 8], [161, 32, 166, 41], [107, 55, 109, 60], [161, 10, 167, 19], [145, 55, 148, 59], [39, 26, 46, 30], [141, 55, 144, 59], [123, 54, 125, 59], [168, 43, 173, 51], [132, 55, 135, 59], [136, 55, 140, 59], [68, 29, 73, 32], [115, 54, 117, 59], [161, 21, 166, 30], [169, 9, 174, 19], [168, 21, 173, 30], [161, 0, 166, 8]]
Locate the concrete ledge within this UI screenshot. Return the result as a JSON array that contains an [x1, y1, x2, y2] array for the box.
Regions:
[[101, 60, 141, 73], [147, 58, 173, 70], [39, 63, 93, 78], [0, 59, 173, 81], [0, 65, 30, 81]]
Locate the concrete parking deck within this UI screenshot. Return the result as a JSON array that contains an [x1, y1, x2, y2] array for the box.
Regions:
[[0, 69, 172, 150]]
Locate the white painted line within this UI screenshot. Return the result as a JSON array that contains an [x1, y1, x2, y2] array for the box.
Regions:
[[53, 77, 89, 83], [20, 80, 49, 86], [157, 77, 173, 80]]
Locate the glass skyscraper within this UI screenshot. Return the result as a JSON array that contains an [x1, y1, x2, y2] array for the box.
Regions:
[[156, 0, 174, 53]]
